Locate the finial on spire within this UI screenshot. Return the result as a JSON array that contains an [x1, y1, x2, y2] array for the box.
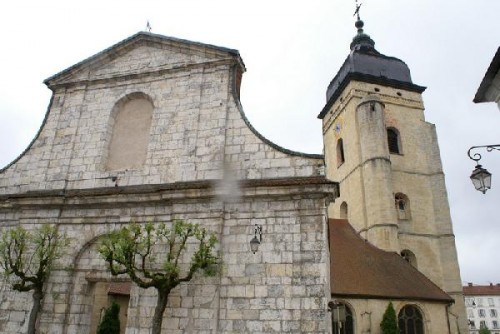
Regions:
[[349, 0, 376, 51], [146, 20, 152, 33], [353, 0, 362, 21]]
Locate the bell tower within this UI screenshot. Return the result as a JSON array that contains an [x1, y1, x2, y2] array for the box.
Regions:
[[320, 16, 467, 332]]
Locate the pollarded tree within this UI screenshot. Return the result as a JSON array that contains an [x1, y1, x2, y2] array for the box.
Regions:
[[98, 220, 219, 334], [380, 302, 398, 334], [0, 225, 69, 334]]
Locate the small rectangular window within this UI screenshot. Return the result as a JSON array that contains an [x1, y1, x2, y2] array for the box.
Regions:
[[336, 138, 345, 167], [479, 309, 486, 317], [387, 128, 400, 154], [491, 309, 498, 317], [489, 298, 495, 307]]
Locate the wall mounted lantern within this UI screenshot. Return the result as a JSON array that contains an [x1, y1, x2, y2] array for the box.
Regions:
[[249, 224, 262, 254], [468, 145, 499, 193]]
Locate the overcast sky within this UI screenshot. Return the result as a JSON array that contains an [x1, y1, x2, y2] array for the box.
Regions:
[[0, 0, 499, 285]]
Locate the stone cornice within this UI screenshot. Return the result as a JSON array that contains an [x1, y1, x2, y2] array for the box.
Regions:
[[0, 177, 338, 209], [322, 83, 425, 135], [318, 73, 426, 119], [323, 86, 424, 134], [47, 59, 236, 91]]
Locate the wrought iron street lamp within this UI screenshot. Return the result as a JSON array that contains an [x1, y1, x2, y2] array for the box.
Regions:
[[249, 224, 262, 254], [467, 145, 500, 193]]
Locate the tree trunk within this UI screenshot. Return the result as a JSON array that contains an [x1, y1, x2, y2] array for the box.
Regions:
[[28, 289, 43, 334], [151, 289, 170, 334]]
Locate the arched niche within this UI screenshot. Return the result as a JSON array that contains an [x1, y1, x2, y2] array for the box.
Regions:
[[340, 201, 348, 219], [106, 92, 154, 171]]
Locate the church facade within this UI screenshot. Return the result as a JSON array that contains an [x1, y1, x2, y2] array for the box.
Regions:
[[0, 21, 466, 334]]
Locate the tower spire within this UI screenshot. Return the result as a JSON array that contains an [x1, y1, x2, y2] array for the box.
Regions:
[[350, 0, 376, 51]]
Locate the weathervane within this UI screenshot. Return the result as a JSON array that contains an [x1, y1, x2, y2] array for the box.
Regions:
[[146, 20, 152, 32], [353, 0, 362, 20]]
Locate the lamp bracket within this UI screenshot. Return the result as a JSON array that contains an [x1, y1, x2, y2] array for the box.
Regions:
[[254, 224, 262, 242], [468, 144, 500, 163]]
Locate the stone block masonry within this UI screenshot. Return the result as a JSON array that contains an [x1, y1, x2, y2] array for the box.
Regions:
[[0, 180, 335, 333], [0, 32, 337, 334]]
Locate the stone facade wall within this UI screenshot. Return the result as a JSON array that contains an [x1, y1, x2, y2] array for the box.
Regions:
[[0, 34, 334, 334], [0, 184, 333, 334], [0, 35, 323, 195]]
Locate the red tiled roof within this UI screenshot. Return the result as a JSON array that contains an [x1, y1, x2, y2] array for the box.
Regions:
[[463, 284, 500, 296], [329, 219, 453, 303], [108, 282, 131, 296]]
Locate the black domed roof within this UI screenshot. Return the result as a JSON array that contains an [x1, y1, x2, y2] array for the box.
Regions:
[[318, 20, 426, 119]]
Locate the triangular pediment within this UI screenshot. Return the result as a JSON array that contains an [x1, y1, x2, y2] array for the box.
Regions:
[[44, 32, 244, 88]]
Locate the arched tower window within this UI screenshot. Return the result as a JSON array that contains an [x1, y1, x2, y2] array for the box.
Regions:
[[398, 305, 424, 334], [337, 138, 345, 167], [106, 92, 154, 171], [331, 302, 354, 334], [340, 202, 348, 219], [400, 249, 418, 268], [387, 127, 401, 154], [395, 193, 410, 220]]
